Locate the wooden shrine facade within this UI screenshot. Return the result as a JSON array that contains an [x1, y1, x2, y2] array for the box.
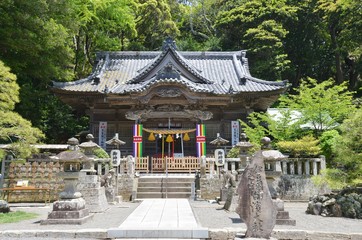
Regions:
[[53, 38, 287, 158]]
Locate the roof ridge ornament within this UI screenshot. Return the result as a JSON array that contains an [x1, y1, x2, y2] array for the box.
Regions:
[[162, 37, 177, 51], [156, 63, 181, 80]]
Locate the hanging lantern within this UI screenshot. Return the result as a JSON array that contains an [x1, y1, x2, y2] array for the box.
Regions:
[[183, 132, 190, 141], [148, 132, 156, 141], [166, 134, 173, 143]]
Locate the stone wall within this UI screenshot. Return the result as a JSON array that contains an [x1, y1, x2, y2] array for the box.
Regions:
[[3, 162, 65, 202], [199, 174, 329, 201], [274, 175, 330, 200]]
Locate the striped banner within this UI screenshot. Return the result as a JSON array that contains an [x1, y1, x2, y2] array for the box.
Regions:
[[133, 124, 143, 158], [196, 124, 206, 157]]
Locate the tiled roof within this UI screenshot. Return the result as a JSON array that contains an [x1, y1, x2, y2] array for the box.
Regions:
[[53, 41, 287, 95]]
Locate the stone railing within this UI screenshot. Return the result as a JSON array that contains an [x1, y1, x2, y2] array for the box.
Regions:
[[279, 156, 326, 176]]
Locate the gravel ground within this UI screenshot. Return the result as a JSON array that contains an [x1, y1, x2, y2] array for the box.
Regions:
[[190, 200, 362, 234], [0, 202, 140, 231]]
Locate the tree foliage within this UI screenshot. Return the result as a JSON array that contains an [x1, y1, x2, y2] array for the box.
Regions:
[[332, 108, 362, 185], [276, 136, 321, 157], [0, 0, 360, 146], [280, 78, 356, 137], [0, 61, 44, 158], [215, 0, 298, 80], [131, 0, 179, 50]]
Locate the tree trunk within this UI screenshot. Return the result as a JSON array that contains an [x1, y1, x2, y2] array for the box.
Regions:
[[345, 56, 359, 90], [329, 24, 344, 84]]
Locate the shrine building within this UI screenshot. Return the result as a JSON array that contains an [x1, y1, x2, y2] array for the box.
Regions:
[[53, 38, 287, 165]]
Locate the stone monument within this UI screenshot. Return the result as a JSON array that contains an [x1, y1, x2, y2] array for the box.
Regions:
[[78, 134, 109, 213], [42, 138, 93, 225], [236, 139, 277, 238], [261, 137, 296, 226]]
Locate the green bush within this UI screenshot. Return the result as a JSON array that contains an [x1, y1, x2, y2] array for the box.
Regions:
[[93, 147, 109, 158], [312, 168, 348, 190], [276, 135, 321, 157], [319, 130, 340, 163]]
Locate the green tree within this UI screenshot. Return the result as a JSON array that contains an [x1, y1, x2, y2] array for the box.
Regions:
[[319, 129, 340, 163], [71, 0, 137, 77], [284, 0, 335, 88], [333, 108, 362, 185], [280, 78, 356, 137], [239, 108, 305, 150], [215, 0, 298, 80], [0, 0, 74, 84], [316, 0, 362, 88], [131, 0, 179, 50], [0, 61, 44, 159]]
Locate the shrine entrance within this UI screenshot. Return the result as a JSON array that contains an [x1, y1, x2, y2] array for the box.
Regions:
[[130, 118, 208, 173]]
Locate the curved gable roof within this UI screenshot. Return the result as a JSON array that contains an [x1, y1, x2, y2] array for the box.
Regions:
[[127, 40, 212, 84], [52, 39, 287, 96]]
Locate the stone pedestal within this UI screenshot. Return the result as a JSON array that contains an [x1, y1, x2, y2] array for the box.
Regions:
[[78, 174, 108, 213], [273, 198, 296, 226], [42, 198, 93, 225]]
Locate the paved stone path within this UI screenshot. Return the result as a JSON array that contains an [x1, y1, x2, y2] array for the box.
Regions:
[[108, 199, 208, 239]]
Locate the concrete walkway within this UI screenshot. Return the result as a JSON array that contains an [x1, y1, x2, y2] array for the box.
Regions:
[[108, 199, 208, 239]]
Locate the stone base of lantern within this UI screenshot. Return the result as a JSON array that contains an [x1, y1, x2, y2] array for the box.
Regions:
[[273, 198, 296, 226], [78, 175, 109, 213], [41, 198, 93, 225]]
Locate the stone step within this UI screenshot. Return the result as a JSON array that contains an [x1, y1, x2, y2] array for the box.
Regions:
[[277, 211, 290, 219], [137, 177, 194, 199], [137, 187, 191, 193], [136, 192, 192, 199], [276, 218, 296, 226], [138, 177, 195, 183], [138, 182, 193, 188]]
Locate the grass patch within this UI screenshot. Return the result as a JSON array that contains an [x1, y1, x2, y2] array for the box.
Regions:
[[0, 211, 39, 223]]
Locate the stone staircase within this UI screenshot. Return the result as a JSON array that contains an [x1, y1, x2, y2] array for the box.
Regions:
[[136, 175, 195, 199]]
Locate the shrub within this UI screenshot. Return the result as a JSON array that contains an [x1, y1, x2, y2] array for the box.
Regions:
[[276, 135, 321, 157]]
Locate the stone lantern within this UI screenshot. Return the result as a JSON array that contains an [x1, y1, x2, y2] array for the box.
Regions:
[[42, 138, 92, 224], [79, 134, 98, 174], [78, 134, 109, 213], [235, 133, 253, 171]]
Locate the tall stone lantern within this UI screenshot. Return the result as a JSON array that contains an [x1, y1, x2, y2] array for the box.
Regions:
[[79, 134, 98, 174], [42, 137, 92, 224], [78, 134, 109, 212], [235, 133, 253, 171]]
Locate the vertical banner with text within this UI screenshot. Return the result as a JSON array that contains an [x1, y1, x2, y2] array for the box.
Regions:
[[196, 124, 206, 157], [133, 124, 143, 158], [99, 122, 107, 150], [231, 121, 240, 146]]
